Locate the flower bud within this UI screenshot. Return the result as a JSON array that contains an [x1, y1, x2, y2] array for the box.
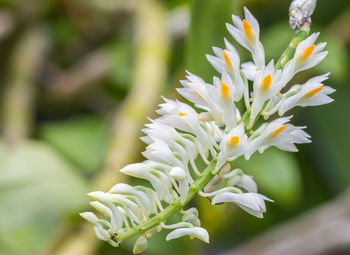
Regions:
[[133, 236, 148, 254]]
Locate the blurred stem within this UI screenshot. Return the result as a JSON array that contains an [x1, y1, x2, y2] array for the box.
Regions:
[[1, 27, 49, 146], [275, 25, 310, 70], [327, 7, 350, 45], [46, 48, 110, 100], [221, 188, 350, 255], [45, 0, 169, 254]]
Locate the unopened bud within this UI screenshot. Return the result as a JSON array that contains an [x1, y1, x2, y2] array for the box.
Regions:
[[198, 112, 215, 122], [133, 236, 148, 254], [170, 167, 186, 181]]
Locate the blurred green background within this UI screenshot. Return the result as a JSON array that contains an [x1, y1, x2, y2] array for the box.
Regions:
[[0, 0, 349, 254]]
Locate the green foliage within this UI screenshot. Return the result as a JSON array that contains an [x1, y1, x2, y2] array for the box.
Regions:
[[41, 116, 108, 173], [0, 140, 88, 254], [186, 0, 238, 81], [235, 148, 302, 207]]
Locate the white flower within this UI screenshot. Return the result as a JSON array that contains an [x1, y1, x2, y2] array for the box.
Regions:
[[182, 207, 201, 227], [282, 33, 327, 84], [241, 61, 256, 81], [212, 191, 273, 218], [80, 212, 110, 241], [109, 183, 153, 215], [178, 71, 239, 129], [223, 168, 258, 192], [170, 167, 190, 203], [120, 163, 173, 202], [142, 120, 201, 173], [226, 7, 265, 68], [177, 72, 221, 114], [215, 124, 249, 172], [206, 39, 246, 102], [157, 98, 216, 156], [166, 226, 209, 243], [81, 6, 333, 251], [245, 117, 311, 159], [278, 73, 335, 115], [248, 60, 282, 128]]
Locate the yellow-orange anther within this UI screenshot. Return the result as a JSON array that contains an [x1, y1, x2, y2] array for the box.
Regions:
[[300, 44, 315, 61], [193, 89, 202, 98], [228, 136, 239, 147], [261, 74, 271, 90], [223, 51, 232, 69], [271, 125, 286, 137], [304, 86, 324, 98], [178, 112, 186, 117], [242, 19, 254, 40], [221, 82, 230, 97]]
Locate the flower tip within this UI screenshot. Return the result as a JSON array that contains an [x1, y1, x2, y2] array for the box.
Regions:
[[87, 191, 102, 199]]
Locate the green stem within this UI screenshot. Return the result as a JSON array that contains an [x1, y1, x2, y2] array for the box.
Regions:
[[275, 26, 310, 69], [116, 160, 217, 243]]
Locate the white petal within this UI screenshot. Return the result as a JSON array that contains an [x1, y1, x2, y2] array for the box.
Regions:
[[109, 183, 152, 215], [170, 167, 186, 181], [206, 54, 224, 73], [241, 61, 256, 81], [166, 227, 209, 243]]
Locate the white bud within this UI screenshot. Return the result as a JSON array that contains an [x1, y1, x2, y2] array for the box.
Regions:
[[170, 167, 186, 181], [80, 212, 98, 224], [145, 227, 158, 238], [133, 236, 148, 254], [90, 201, 112, 217], [203, 175, 224, 193]]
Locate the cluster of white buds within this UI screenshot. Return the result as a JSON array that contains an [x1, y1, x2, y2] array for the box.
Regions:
[[289, 0, 317, 30], [81, 7, 334, 253]]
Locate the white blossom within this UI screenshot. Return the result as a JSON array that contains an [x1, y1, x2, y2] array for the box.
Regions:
[[212, 191, 273, 218], [166, 226, 209, 243], [81, 7, 334, 253], [278, 73, 334, 115]]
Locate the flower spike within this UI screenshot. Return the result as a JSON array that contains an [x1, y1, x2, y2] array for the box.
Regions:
[[81, 7, 334, 254]]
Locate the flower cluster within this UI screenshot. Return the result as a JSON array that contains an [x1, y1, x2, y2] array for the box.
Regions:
[[81, 7, 334, 253]]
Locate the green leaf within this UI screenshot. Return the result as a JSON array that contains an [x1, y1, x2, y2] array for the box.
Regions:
[[40, 116, 108, 173], [233, 148, 302, 207], [316, 30, 350, 83], [186, 0, 239, 82], [0, 139, 89, 255], [262, 22, 295, 61]]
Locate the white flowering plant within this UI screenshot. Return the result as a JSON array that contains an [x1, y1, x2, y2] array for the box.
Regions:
[[81, 5, 334, 254]]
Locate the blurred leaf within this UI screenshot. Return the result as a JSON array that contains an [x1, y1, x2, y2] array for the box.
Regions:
[[198, 195, 234, 235], [106, 38, 132, 91], [186, 0, 238, 82], [0, 139, 89, 255], [316, 30, 350, 83], [301, 86, 350, 193], [234, 148, 302, 207], [41, 116, 108, 173], [262, 22, 295, 61]]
